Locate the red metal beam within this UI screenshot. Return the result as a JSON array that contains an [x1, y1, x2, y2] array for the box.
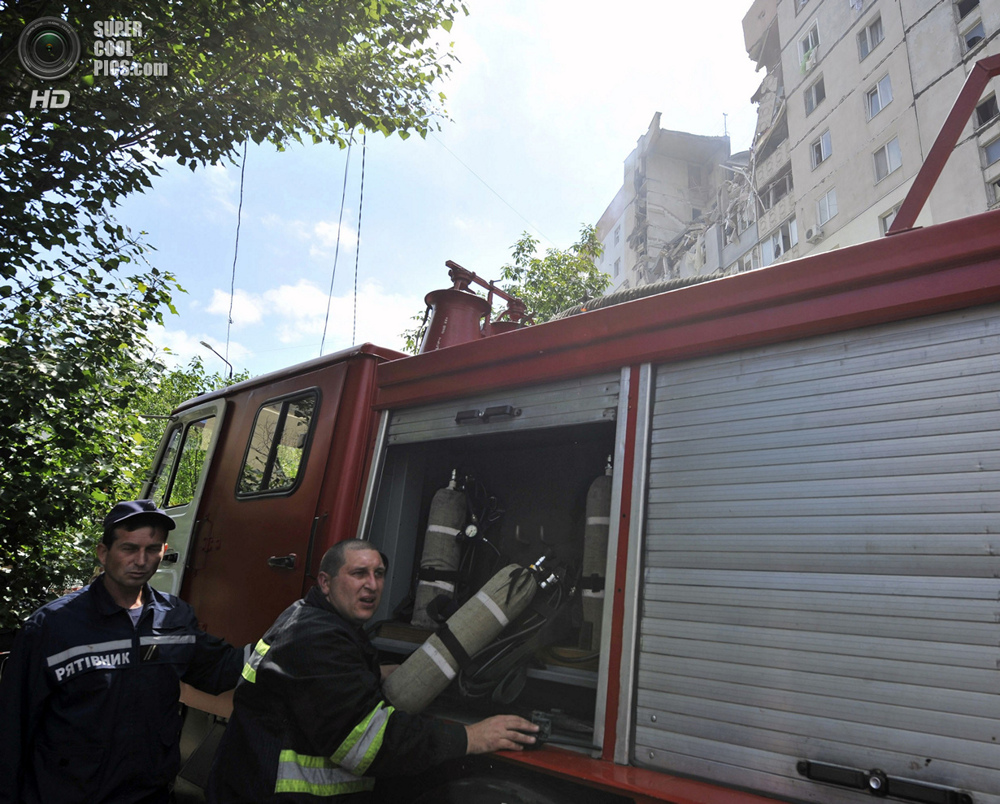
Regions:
[[890, 54, 1000, 233], [501, 746, 779, 804], [600, 365, 641, 763], [376, 209, 1000, 409]]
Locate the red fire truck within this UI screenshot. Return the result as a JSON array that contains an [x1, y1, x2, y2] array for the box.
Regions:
[[149, 59, 1000, 804]]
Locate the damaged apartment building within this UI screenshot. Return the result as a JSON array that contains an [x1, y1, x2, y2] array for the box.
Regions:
[[595, 114, 757, 294], [597, 0, 1000, 292]]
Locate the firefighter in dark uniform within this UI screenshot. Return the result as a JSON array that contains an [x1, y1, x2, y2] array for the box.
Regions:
[[207, 539, 538, 802], [0, 500, 245, 804]]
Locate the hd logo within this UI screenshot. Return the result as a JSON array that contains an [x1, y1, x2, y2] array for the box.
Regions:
[[29, 89, 70, 109], [18, 17, 80, 109]]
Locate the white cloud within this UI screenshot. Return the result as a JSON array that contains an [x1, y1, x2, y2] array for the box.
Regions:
[[206, 288, 265, 326], [261, 213, 358, 259], [313, 219, 358, 250], [199, 279, 420, 356], [146, 325, 250, 372], [205, 163, 240, 215]]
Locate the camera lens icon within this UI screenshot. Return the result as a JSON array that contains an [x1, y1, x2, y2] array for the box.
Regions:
[[18, 17, 81, 80]]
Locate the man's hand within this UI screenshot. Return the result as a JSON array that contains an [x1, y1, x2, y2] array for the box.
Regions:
[[379, 664, 399, 681], [465, 715, 539, 754]]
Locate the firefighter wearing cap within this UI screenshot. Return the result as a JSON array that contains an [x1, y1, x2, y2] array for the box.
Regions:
[[207, 539, 538, 803], [0, 499, 245, 804]]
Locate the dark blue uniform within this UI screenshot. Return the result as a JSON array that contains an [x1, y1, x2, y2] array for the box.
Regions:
[[0, 576, 244, 804]]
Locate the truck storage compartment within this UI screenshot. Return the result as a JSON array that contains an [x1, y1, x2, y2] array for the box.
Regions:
[[363, 373, 621, 748], [635, 303, 1000, 804]]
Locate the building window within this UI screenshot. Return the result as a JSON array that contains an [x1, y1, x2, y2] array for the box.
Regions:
[[985, 137, 1000, 166], [976, 95, 999, 128], [733, 249, 760, 273], [804, 76, 826, 115], [991, 177, 1000, 205], [762, 164, 794, 210], [817, 188, 838, 225], [613, 258, 621, 277], [796, 0, 810, 11], [799, 24, 820, 69], [688, 164, 703, 189], [614, 225, 620, 245], [761, 218, 798, 266], [962, 20, 985, 52], [874, 137, 902, 182], [880, 203, 902, 235], [811, 130, 832, 168], [858, 15, 884, 60], [866, 74, 893, 119], [956, 0, 980, 20]]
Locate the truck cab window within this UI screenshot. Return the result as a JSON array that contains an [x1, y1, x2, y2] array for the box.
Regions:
[[148, 415, 217, 509], [238, 392, 317, 496]]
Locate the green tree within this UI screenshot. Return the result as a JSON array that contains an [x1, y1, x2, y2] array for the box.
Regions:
[[1, 0, 462, 630], [0, 346, 247, 632], [498, 224, 608, 323], [0, 274, 177, 631], [401, 225, 608, 353], [2, 0, 467, 300]]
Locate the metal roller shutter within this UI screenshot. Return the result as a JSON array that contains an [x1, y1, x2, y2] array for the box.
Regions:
[[386, 373, 619, 444], [636, 304, 1000, 804]]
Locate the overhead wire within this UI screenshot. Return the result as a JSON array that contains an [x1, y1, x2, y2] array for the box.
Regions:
[[352, 133, 366, 345], [319, 139, 353, 356], [225, 139, 248, 363], [429, 133, 557, 248]]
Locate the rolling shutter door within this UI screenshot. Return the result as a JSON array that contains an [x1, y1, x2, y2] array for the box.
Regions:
[[386, 373, 619, 444], [636, 304, 1000, 804]]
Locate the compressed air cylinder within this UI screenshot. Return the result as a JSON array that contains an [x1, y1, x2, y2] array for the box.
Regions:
[[411, 479, 467, 629], [581, 463, 612, 651], [384, 563, 539, 713]]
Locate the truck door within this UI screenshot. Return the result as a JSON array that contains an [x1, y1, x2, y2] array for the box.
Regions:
[[143, 399, 226, 596], [183, 365, 348, 644]]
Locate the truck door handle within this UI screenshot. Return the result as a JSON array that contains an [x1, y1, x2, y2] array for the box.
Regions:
[[163, 551, 180, 564], [267, 553, 297, 570]]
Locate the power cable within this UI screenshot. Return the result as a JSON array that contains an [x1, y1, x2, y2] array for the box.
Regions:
[[429, 133, 556, 247], [225, 139, 248, 363], [319, 140, 353, 356], [352, 133, 366, 345]]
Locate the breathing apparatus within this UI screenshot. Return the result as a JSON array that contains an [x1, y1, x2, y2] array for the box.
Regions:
[[383, 556, 561, 714]]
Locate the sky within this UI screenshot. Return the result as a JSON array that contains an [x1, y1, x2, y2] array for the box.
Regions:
[[116, 0, 765, 378]]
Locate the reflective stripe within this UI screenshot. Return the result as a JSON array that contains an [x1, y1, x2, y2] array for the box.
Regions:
[[586, 516, 610, 526], [275, 750, 374, 796], [582, 589, 606, 599], [139, 635, 196, 646], [422, 641, 457, 680], [426, 524, 460, 536], [475, 589, 508, 628], [417, 579, 456, 594], [46, 639, 132, 667], [330, 701, 393, 775], [241, 638, 270, 684]]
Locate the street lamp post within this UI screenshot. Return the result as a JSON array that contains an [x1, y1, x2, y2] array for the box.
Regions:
[[199, 341, 233, 380]]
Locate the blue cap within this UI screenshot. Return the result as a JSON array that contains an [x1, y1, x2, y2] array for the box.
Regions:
[[102, 499, 176, 534]]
